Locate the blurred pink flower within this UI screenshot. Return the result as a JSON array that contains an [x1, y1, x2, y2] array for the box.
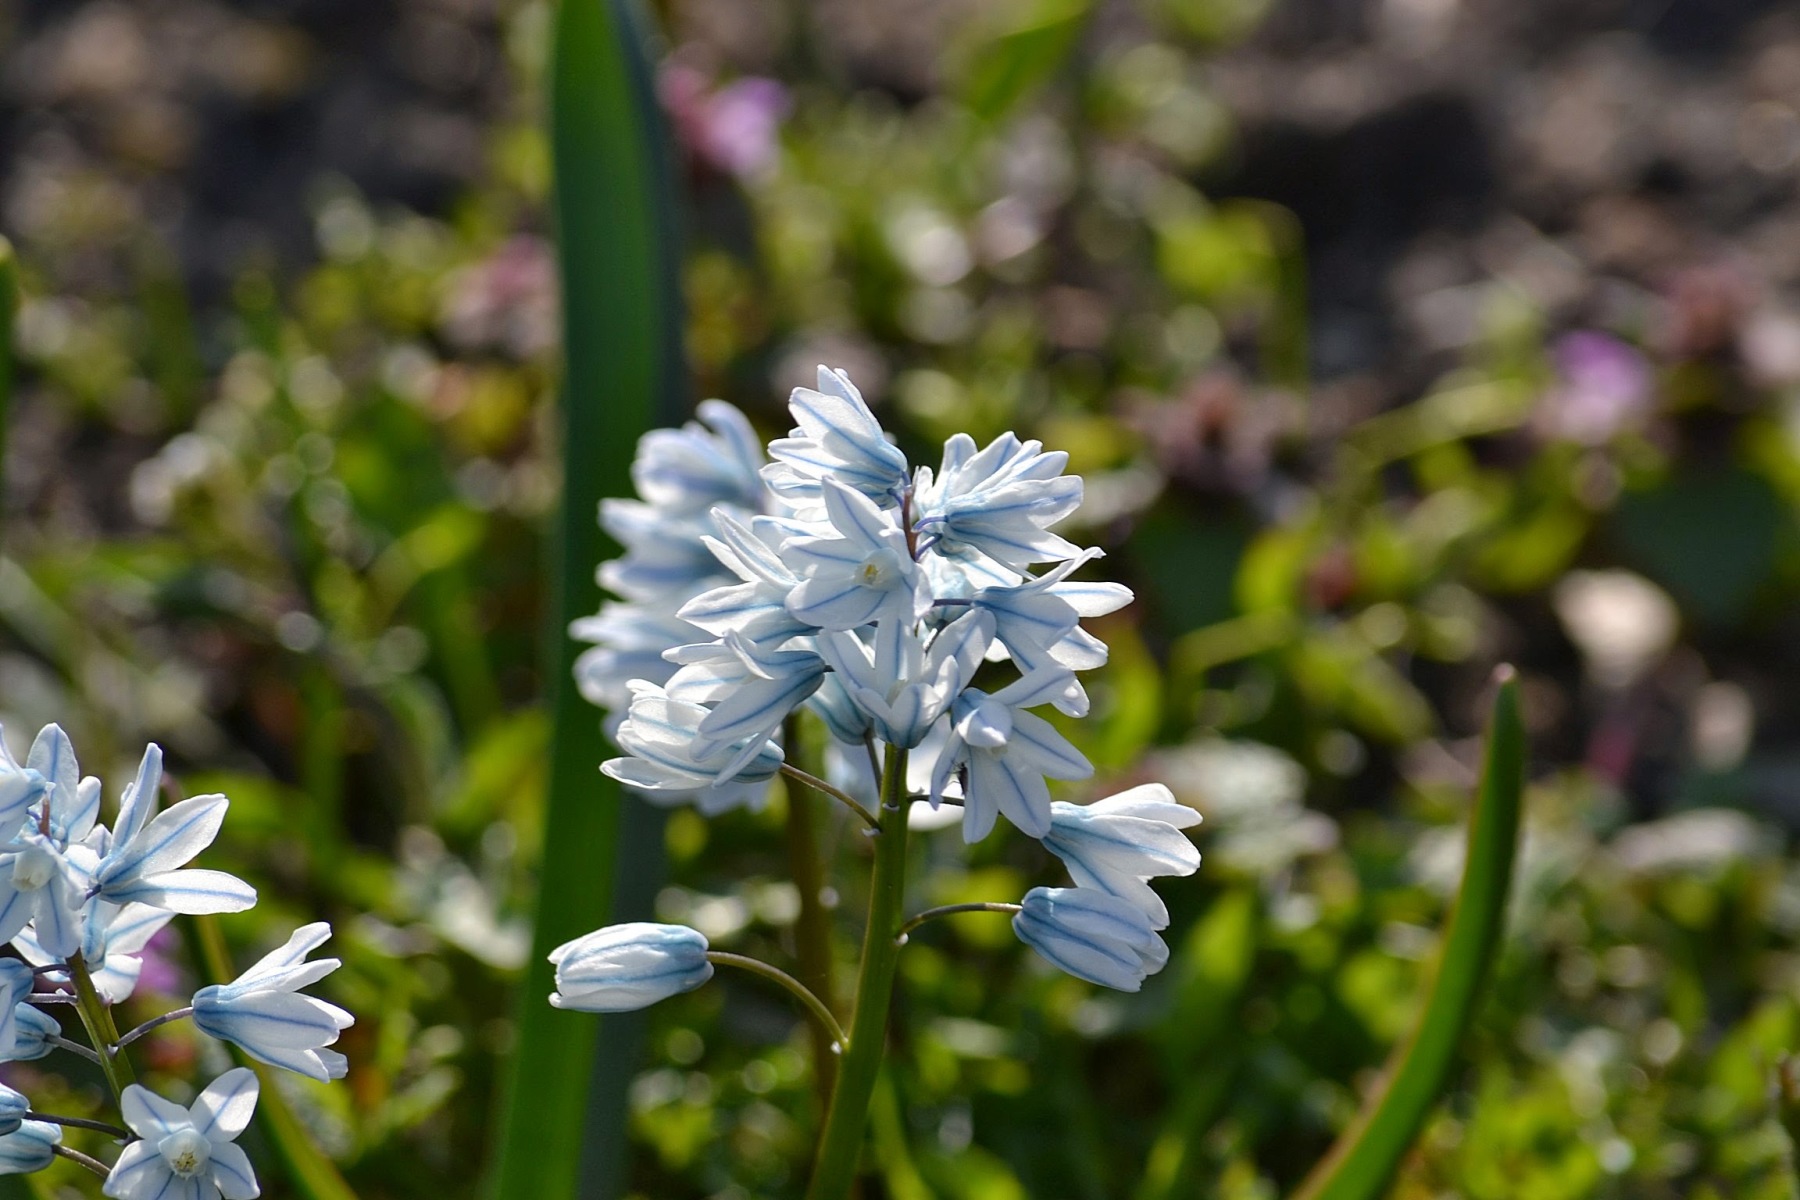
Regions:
[[137, 923, 186, 996], [441, 235, 559, 359], [660, 63, 789, 180], [1537, 331, 1653, 445]]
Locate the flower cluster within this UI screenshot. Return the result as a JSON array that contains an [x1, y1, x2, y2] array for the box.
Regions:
[[563, 369, 1200, 1000], [0, 725, 353, 1196]]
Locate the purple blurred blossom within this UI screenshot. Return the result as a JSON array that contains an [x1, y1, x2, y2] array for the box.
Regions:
[[660, 64, 789, 181], [441, 235, 559, 359], [1537, 331, 1653, 445], [135, 923, 186, 996]]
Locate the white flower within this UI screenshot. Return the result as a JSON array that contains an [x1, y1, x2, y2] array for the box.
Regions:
[[192, 923, 353, 1082], [24, 724, 100, 849], [91, 744, 256, 917], [1012, 886, 1169, 992], [0, 1121, 58, 1175], [763, 366, 910, 509], [1042, 784, 1201, 929], [932, 668, 1093, 842], [631, 399, 766, 517], [571, 603, 702, 714], [0, 732, 47, 847], [105, 1069, 260, 1200], [913, 432, 1084, 571], [663, 633, 826, 758], [2, 1004, 61, 1063], [16, 900, 173, 1004], [0, 1082, 26, 1136], [813, 611, 993, 749], [0, 829, 87, 958], [780, 479, 926, 632], [677, 512, 811, 646], [601, 685, 784, 813], [971, 550, 1133, 688], [549, 922, 712, 1012], [0, 961, 35, 1056]]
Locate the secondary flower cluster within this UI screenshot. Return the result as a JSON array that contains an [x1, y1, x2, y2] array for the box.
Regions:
[[0, 725, 353, 1197], [565, 369, 1200, 998]]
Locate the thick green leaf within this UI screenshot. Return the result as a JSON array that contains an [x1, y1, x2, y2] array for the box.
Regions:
[[488, 0, 685, 1196], [1289, 671, 1525, 1200]]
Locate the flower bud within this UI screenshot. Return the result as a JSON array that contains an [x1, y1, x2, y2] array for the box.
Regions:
[[1012, 886, 1169, 992], [549, 923, 713, 1012]]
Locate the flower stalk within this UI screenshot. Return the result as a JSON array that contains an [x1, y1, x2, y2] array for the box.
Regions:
[[807, 745, 911, 1200], [784, 714, 842, 1108], [705, 952, 846, 1050], [66, 952, 133, 1098]]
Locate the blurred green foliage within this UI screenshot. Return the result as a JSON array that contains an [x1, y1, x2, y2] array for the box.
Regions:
[[5, 0, 1800, 1196]]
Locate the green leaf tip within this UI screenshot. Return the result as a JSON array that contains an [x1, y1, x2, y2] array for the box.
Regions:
[[1288, 671, 1525, 1200]]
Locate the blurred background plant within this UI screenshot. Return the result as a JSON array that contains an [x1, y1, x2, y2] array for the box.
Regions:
[[6, 0, 1800, 1195]]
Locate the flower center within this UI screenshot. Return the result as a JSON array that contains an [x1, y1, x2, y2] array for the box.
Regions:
[[158, 1129, 212, 1178], [10, 845, 55, 892], [857, 548, 905, 589]]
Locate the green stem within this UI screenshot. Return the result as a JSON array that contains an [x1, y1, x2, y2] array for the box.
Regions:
[[897, 903, 1022, 941], [784, 715, 841, 1110], [66, 953, 133, 1099], [52, 1145, 111, 1179], [806, 744, 910, 1200], [780, 763, 878, 829], [705, 952, 846, 1050]]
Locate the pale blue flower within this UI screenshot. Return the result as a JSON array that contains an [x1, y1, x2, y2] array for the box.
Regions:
[[763, 366, 910, 509], [813, 611, 993, 749], [16, 900, 173, 1004], [971, 550, 1134, 691], [932, 667, 1093, 842], [630, 399, 766, 517], [598, 499, 732, 603], [4, 1005, 61, 1063], [678, 512, 812, 646], [0, 829, 88, 957], [602, 685, 784, 812], [913, 432, 1084, 571], [0, 1121, 58, 1175], [0, 1084, 27, 1137], [24, 724, 100, 849], [572, 602, 704, 714], [0, 962, 35, 1056], [1013, 886, 1169, 992], [664, 634, 825, 760], [91, 747, 256, 917], [0, 733, 46, 848], [193, 923, 352, 1082], [105, 1069, 259, 1200], [549, 922, 712, 1012], [1043, 784, 1201, 930], [780, 479, 926, 631]]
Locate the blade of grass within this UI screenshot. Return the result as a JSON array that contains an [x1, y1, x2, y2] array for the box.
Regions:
[[488, 0, 686, 1196], [191, 916, 357, 1200], [0, 237, 17, 542], [1288, 668, 1525, 1200]]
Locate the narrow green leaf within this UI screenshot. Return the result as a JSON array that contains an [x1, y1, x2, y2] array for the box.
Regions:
[[488, 0, 685, 1196], [1289, 670, 1525, 1200], [959, 0, 1090, 122], [0, 237, 17, 539]]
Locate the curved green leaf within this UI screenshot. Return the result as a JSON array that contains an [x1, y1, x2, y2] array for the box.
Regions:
[[488, 0, 685, 1196], [1290, 670, 1525, 1200]]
